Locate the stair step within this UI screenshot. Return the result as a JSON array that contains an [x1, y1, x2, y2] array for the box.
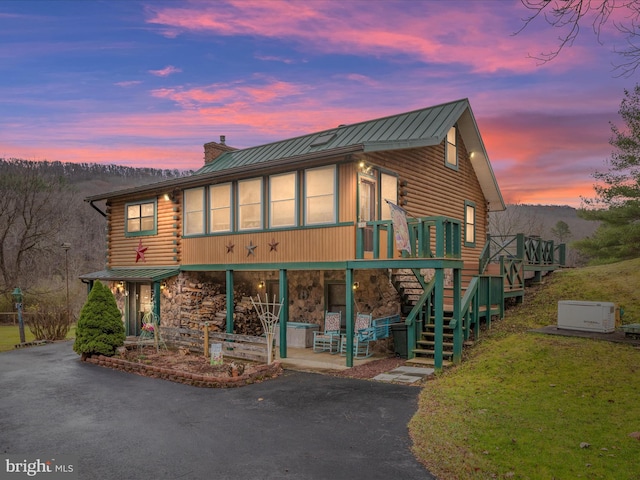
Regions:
[[412, 348, 454, 358], [417, 340, 454, 348], [406, 357, 453, 368]]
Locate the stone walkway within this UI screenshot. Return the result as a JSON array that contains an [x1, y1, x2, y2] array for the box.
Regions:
[[373, 365, 434, 384]]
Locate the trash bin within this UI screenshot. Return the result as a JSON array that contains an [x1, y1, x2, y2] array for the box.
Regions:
[[391, 323, 408, 359]]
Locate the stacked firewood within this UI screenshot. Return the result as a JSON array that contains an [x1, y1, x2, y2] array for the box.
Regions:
[[179, 282, 262, 336]]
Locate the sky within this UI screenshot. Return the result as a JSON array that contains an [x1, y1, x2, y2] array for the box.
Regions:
[[0, 0, 635, 207]]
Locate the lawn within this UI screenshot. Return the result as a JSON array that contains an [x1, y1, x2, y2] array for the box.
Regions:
[[0, 324, 76, 353], [410, 258, 640, 479]]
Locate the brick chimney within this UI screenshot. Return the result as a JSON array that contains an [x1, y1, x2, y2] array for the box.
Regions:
[[204, 135, 236, 164]]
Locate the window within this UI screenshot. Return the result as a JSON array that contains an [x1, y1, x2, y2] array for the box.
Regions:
[[270, 172, 297, 228], [380, 173, 398, 220], [184, 187, 205, 236], [446, 126, 458, 169], [305, 165, 336, 225], [238, 178, 263, 230], [210, 183, 232, 232], [465, 201, 476, 247], [126, 200, 156, 236]]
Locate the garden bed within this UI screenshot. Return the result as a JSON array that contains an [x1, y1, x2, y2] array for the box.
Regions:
[[83, 346, 282, 388]]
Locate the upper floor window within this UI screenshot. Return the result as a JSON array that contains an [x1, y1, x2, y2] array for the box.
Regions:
[[270, 172, 297, 228], [184, 187, 205, 236], [210, 183, 232, 232], [305, 165, 336, 225], [465, 200, 476, 247], [446, 126, 458, 169], [238, 178, 263, 230], [126, 200, 156, 236]]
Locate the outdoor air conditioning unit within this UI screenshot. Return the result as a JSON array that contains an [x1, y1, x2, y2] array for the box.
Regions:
[[557, 300, 616, 333]]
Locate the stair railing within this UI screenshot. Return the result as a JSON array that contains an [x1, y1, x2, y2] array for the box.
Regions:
[[404, 277, 436, 362]]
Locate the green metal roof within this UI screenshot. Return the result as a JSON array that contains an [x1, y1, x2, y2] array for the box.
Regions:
[[79, 267, 179, 282], [196, 99, 469, 175]]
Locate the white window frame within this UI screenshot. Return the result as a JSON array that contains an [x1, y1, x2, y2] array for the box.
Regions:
[[184, 187, 205, 236], [238, 177, 263, 230], [304, 165, 336, 225], [209, 183, 232, 233], [269, 172, 297, 228]]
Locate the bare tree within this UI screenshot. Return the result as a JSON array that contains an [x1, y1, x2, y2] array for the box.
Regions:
[[489, 203, 545, 237], [0, 160, 74, 295], [517, 0, 640, 76]]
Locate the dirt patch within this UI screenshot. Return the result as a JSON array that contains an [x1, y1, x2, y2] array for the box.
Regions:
[[331, 356, 408, 380]]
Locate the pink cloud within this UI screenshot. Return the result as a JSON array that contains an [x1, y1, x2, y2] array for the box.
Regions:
[[149, 65, 182, 77]]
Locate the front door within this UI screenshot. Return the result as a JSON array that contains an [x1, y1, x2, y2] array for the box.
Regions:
[[127, 283, 152, 336], [359, 176, 377, 253]]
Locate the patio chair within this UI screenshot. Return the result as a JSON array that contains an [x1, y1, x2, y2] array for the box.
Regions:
[[340, 313, 373, 359], [313, 311, 342, 354]]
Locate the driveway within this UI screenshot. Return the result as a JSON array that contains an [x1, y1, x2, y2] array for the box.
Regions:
[[0, 342, 433, 480]]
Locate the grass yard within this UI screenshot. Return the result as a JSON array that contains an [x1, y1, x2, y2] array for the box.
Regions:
[[410, 258, 640, 479], [0, 325, 76, 353]]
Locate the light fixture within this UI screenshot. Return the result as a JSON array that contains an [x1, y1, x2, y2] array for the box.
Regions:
[[160, 281, 167, 290], [116, 281, 124, 294], [352, 282, 359, 290], [163, 193, 171, 201], [257, 281, 265, 289]]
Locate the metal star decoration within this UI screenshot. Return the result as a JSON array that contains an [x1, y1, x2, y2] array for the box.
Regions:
[[135, 239, 148, 263], [269, 238, 279, 252], [226, 242, 235, 253], [245, 240, 257, 257]]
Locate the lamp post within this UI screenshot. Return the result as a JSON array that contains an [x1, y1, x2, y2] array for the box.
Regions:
[[61, 243, 71, 325], [12, 287, 25, 344]]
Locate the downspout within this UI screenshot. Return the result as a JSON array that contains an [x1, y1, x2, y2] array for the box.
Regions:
[[89, 200, 107, 217]]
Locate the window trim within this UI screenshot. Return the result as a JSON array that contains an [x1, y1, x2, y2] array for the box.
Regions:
[[304, 165, 337, 226], [237, 177, 264, 231], [464, 200, 476, 247], [183, 187, 206, 237], [445, 125, 458, 171], [209, 182, 232, 233], [269, 172, 298, 229], [125, 199, 157, 237]]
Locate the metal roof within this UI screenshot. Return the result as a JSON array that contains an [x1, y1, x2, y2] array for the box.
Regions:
[[79, 267, 179, 282], [196, 99, 470, 175], [84, 98, 504, 210]]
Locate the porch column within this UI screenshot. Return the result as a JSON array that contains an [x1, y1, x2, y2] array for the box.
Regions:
[[434, 268, 444, 370], [226, 270, 234, 334], [279, 269, 288, 359], [345, 268, 354, 368], [153, 281, 161, 324], [451, 267, 462, 363]]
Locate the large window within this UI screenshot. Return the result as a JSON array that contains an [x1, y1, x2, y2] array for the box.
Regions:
[[126, 200, 156, 236], [380, 173, 398, 220], [270, 172, 297, 228], [305, 165, 336, 225], [238, 178, 263, 230], [446, 126, 458, 169], [465, 200, 476, 247], [184, 187, 205, 236], [210, 183, 232, 232]]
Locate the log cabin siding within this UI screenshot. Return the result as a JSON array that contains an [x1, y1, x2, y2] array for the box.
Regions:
[[107, 195, 180, 267], [365, 136, 487, 263]]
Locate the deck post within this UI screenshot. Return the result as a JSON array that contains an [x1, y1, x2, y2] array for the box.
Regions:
[[226, 269, 234, 334], [153, 281, 161, 324], [452, 267, 462, 363], [345, 268, 354, 368], [434, 267, 444, 370], [279, 269, 288, 359]]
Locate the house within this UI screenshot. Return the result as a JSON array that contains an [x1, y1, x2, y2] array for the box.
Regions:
[[81, 99, 561, 368]]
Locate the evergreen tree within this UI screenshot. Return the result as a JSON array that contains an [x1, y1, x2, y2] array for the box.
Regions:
[[73, 281, 125, 357], [576, 86, 640, 263]]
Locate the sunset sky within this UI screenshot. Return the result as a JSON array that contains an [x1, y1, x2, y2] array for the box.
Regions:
[[0, 0, 635, 207]]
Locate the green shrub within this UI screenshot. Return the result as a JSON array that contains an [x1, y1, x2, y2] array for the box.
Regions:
[[73, 281, 125, 357]]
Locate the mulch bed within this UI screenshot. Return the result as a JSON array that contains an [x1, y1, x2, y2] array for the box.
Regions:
[[82, 346, 282, 388], [330, 356, 408, 380]]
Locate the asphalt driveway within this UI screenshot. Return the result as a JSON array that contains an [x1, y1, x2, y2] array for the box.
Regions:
[[0, 342, 433, 480]]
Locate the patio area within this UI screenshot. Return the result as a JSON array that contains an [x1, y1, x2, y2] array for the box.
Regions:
[[276, 347, 387, 372]]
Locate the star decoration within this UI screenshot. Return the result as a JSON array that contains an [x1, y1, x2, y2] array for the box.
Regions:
[[269, 238, 279, 252], [226, 242, 235, 253], [135, 239, 148, 263], [245, 240, 257, 257]]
